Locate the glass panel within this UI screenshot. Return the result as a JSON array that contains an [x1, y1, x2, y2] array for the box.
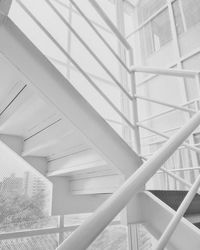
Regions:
[[138, 9, 172, 59], [138, 0, 166, 24], [0, 143, 54, 233], [151, 10, 172, 51], [181, 0, 200, 29], [88, 225, 128, 250], [0, 234, 58, 250]]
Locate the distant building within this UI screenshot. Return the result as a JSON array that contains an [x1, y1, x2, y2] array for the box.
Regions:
[[24, 171, 48, 197], [0, 173, 24, 196]]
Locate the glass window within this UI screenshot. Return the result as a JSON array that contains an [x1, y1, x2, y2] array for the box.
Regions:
[[173, 0, 200, 35], [138, 0, 166, 24], [140, 9, 172, 57], [151, 10, 172, 50], [182, 0, 200, 29]]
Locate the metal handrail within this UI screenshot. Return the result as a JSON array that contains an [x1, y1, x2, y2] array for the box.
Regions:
[[68, 0, 130, 73], [45, 0, 132, 100], [139, 99, 200, 123], [88, 0, 131, 51], [160, 166, 200, 193], [16, 0, 136, 132], [57, 111, 200, 250], [142, 155, 200, 193]]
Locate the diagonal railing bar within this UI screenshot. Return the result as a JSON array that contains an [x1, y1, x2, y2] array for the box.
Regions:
[[52, 0, 112, 34], [57, 112, 200, 250], [139, 99, 199, 123], [138, 123, 200, 154], [68, 0, 130, 73], [88, 0, 131, 51], [160, 166, 200, 194], [141, 155, 197, 189], [131, 65, 199, 78], [136, 94, 196, 114], [141, 156, 199, 194], [45, 0, 132, 100], [16, 0, 136, 132], [155, 173, 200, 250]]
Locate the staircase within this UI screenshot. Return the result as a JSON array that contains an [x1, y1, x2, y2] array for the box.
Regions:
[[1, 0, 200, 250]]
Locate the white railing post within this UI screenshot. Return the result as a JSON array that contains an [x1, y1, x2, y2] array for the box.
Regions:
[[195, 73, 200, 102], [58, 215, 65, 245], [57, 112, 200, 250], [129, 51, 141, 154], [0, 0, 12, 15], [155, 173, 200, 250]]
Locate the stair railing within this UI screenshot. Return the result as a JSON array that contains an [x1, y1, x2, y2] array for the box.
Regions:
[[8, 1, 200, 249], [15, 0, 141, 151]]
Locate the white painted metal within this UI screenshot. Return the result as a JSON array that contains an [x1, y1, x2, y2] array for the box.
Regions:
[[161, 167, 200, 194], [155, 174, 200, 250], [139, 99, 199, 123], [129, 52, 141, 154], [131, 65, 199, 78], [16, 0, 135, 131], [45, 0, 132, 100], [2, 1, 200, 249], [0, 16, 142, 177], [136, 94, 196, 114], [88, 0, 131, 51], [57, 111, 200, 250], [68, 0, 129, 72], [139, 123, 200, 154], [140, 192, 200, 250]]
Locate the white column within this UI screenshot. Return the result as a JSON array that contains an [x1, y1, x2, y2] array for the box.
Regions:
[[167, 0, 196, 184], [58, 215, 65, 245], [116, 1, 141, 249]]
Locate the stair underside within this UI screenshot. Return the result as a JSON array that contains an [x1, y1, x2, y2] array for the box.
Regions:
[[0, 15, 142, 180]]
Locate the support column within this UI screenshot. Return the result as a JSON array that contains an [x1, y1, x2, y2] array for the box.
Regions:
[[116, 0, 132, 147], [58, 215, 65, 245], [116, 1, 142, 250], [167, 0, 196, 184]]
